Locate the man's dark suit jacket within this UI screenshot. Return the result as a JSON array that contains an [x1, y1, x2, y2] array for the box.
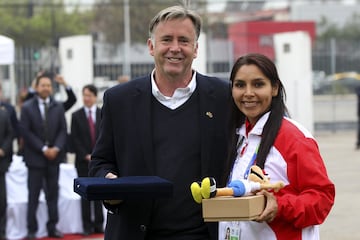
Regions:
[[0, 109, 13, 173], [89, 73, 231, 239], [20, 97, 67, 167], [71, 107, 101, 174], [0, 101, 18, 140]]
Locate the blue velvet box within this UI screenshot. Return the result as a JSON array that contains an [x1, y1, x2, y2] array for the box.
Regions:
[[74, 176, 173, 201]]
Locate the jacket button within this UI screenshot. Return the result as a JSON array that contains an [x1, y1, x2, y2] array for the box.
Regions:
[[140, 225, 146, 232]]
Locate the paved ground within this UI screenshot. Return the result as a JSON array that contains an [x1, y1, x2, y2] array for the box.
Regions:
[[315, 130, 360, 240], [313, 94, 360, 239]]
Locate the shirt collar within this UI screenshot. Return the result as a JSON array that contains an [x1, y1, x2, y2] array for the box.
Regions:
[[151, 69, 197, 100], [245, 119, 254, 137], [236, 111, 271, 137], [85, 105, 96, 114], [38, 97, 50, 105]]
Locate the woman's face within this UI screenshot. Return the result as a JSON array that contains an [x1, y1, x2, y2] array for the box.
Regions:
[[232, 64, 278, 125]]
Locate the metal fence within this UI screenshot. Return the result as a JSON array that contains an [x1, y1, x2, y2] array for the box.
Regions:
[[313, 39, 360, 75], [1, 38, 360, 101]]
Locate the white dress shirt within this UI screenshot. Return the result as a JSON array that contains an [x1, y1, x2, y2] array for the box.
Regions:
[[151, 69, 197, 110]]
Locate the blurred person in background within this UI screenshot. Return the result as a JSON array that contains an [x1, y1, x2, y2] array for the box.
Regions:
[[25, 72, 77, 156], [71, 84, 104, 236], [0, 83, 19, 155], [20, 72, 67, 239], [0, 107, 13, 240], [117, 75, 130, 84], [355, 86, 360, 149]]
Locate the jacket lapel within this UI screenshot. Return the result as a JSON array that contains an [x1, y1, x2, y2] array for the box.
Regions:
[[32, 98, 43, 124], [95, 108, 101, 135], [79, 108, 91, 140], [133, 76, 155, 174], [197, 75, 218, 177]]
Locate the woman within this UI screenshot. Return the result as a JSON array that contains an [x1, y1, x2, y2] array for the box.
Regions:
[[219, 53, 335, 240]]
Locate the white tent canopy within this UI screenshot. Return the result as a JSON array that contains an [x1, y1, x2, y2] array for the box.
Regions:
[[0, 35, 16, 105], [0, 35, 15, 65]]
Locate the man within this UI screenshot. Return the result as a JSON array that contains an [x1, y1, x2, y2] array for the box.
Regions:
[[23, 72, 77, 155], [89, 5, 230, 240], [0, 108, 13, 240], [71, 84, 104, 236], [20, 73, 67, 239], [0, 83, 19, 155]]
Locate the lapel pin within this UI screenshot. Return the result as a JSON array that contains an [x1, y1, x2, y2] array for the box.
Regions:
[[206, 111, 213, 118]]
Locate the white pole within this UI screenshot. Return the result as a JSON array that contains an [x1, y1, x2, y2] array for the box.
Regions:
[[10, 64, 16, 106], [123, 0, 131, 77], [330, 38, 337, 133], [183, 0, 191, 7]]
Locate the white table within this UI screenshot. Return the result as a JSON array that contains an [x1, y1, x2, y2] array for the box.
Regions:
[[5, 155, 83, 240]]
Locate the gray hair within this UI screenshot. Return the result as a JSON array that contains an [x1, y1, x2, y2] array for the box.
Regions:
[[149, 5, 202, 40]]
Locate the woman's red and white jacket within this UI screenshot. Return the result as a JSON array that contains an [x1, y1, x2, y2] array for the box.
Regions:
[[219, 112, 335, 240]]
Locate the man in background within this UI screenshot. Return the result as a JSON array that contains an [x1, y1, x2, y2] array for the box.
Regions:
[[20, 73, 67, 239], [71, 84, 104, 236], [0, 107, 13, 240], [356, 86, 360, 149], [0, 83, 19, 155], [117, 75, 130, 84], [24, 72, 77, 155]]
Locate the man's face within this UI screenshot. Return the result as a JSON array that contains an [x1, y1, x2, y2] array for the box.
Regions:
[[82, 88, 97, 108], [147, 18, 198, 78], [36, 77, 53, 100]]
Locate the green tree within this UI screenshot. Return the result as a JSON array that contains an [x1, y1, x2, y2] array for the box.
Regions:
[[92, 0, 173, 45], [92, 0, 208, 45], [341, 13, 360, 40], [317, 16, 340, 41], [0, 0, 93, 47], [318, 13, 360, 41]]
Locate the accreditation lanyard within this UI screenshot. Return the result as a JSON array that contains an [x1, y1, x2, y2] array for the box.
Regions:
[[243, 144, 260, 179], [229, 136, 260, 184]]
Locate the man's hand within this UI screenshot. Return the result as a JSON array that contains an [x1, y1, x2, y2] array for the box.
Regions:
[[104, 173, 123, 205], [0, 148, 5, 157], [255, 190, 278, 223], [105, 172, 118, 179], [44, 147, 59, 161], [54, 75, 68, 87], [85, 154, 91, 161]]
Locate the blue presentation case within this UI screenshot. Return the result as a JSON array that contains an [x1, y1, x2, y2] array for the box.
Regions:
[[74, 176, 173, 201]]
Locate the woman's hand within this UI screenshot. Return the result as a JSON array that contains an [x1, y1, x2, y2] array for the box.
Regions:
[[255, 190, 278, 223]]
